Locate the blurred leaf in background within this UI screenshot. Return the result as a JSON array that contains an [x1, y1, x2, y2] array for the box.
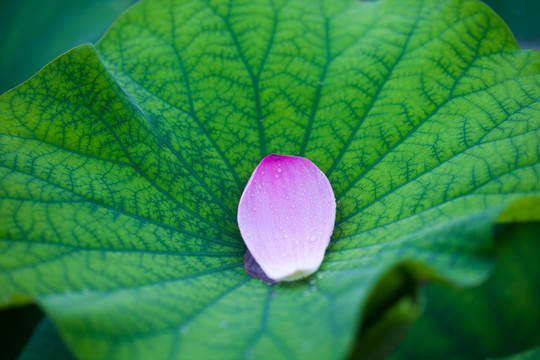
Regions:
[[492, 347, 540, 360], [0, 305, 44, 360], [0, 0, 138, 95], [390, 223, 540, 360], [17, 319, 74, 360]]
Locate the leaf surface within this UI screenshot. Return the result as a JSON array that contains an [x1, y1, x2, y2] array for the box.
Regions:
[[1, 0, 539, 359]]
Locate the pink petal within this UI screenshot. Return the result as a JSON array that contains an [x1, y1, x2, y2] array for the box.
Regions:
[[237, 154, 336, 282]]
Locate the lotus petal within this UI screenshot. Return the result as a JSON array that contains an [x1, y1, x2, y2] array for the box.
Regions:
[[237, 154, 336, 282]]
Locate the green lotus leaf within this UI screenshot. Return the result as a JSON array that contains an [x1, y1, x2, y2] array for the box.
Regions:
[[1, 0, 539, 359]]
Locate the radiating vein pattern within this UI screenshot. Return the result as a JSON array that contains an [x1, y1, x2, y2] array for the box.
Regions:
[[0, 0, 539, 359]]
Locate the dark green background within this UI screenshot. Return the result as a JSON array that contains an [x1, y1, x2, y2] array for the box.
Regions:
[[0, 0, 138, 95], [0, 0, 538, 359]]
